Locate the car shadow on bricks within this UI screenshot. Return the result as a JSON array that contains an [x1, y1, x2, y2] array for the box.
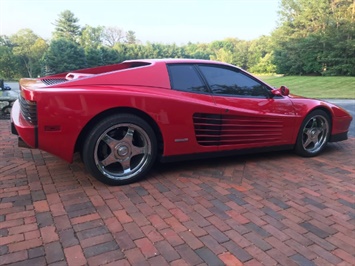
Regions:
[[153, 150, 293, 185], [53, 142, 347, 187]]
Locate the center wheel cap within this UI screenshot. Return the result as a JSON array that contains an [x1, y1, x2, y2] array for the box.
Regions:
[[118, 146, 129, 156], [115, 143, 130, 159]]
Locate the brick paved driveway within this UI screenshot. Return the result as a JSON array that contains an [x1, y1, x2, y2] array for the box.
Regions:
[[0, 119, 354, 266]]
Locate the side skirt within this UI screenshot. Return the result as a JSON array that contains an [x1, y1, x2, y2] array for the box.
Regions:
[[159, 144, 294, 163]]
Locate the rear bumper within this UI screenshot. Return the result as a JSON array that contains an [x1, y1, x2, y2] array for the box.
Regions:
[[11, 99, 38, 148]]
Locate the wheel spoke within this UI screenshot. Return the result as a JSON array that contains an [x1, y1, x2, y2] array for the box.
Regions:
[[123, 127, 148, 157], [122, 128, 134, 143], [313, 129, 322, 140], [303, 136, 313, 148], [101, 152, 117, 167], [120, 159, 132, 174], [102, 134, 119, 150], [131, 145, 147, 157]]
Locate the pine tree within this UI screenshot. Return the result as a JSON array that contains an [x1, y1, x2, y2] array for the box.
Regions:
[[52, 10, 81, 43]]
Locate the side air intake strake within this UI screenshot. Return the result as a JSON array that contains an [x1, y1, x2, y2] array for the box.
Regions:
[[193, 113, 283, 146]]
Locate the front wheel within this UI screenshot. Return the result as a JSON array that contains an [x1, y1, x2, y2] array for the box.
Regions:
[[82, 114, 157, 185], [294, 110, 330, 157]]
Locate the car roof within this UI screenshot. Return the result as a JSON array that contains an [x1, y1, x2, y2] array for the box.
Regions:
[[123, 58, 235, 66], [37, 58, 244, 89]]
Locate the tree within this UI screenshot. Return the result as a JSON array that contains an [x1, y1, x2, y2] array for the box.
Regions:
[[99, 46, 121, 65], [209, 38, 249, 69], [0, 45, 18, 79], [272, 0, 355, 75], [247, 36, 274, 71], [52, 10, 81, 43], [83, 46, 121, 67], [80, 25, 104, 49], [42, 38, 86, 75], [210, 48, 234, 64], [84, 47, 102, 68], [0, 35, 13, 47], [249, 52, 276, 74], [125, 30, 137, 44], [102, 26, 125, 47], [0, 36, 17, 79], [10, 29, 48, 78], [183, 42, 211, 59]]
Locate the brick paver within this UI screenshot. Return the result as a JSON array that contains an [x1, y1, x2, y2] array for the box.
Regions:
[[0, 119, 354, 265]]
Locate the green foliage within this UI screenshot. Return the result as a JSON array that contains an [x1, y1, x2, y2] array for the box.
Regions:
[[210, 48, 234, 64], [1, 5, 354, 79], [0, 45, 18, 79], [273, 0, 355, 76], [125, 31, 137, 44], [99, 46, 121, 65], [184, 42, 210, 59], [247, 36, 270, 68], [42, 39, 86, 75], [85, 47, 102, 68], [209, 38, 249, 69], [52, 10, 81, 43], [249, 52, 276, 74], [10, 29, 48, 78], [80, 25, 104, 49]]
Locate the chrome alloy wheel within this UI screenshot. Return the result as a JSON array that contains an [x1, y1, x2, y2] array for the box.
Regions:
[[301, 115, 329, 154], [94, 123, 152, 181]]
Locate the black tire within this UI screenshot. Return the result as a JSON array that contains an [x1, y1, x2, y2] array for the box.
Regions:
[[294, 110, 330, 157], [82, 114, 157, 185]]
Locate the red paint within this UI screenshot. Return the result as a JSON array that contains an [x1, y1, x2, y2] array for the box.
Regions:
[[11, 59, 352, 163]]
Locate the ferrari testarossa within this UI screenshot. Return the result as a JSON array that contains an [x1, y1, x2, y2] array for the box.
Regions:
[[11, 59, 352, 185]]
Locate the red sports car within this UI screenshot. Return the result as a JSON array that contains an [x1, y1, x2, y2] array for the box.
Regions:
[[11, 59, 352, 185]]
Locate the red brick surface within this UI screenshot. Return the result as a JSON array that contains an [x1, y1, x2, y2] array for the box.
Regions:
[[0, 119, 354, 265]]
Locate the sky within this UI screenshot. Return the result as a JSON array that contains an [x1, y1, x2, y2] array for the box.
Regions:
[[0, 0, 280, 44]]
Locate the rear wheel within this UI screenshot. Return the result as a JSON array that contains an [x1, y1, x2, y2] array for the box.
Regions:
[[295, 110, 330, 157], [82, 114, 157, 185]]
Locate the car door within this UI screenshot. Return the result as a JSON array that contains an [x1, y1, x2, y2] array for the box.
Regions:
[[165, 63, 221, 156], [197, 64, 297, 151]]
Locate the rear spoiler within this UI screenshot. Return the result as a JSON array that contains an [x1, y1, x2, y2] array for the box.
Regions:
[[20, 78, 45, 88]]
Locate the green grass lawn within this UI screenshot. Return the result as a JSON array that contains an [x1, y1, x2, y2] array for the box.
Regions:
[[256, 75, 355, 99]]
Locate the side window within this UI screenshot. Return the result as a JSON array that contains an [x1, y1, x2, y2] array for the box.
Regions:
[[168, 64, 208, 93], [199, 65, 270, 97]]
